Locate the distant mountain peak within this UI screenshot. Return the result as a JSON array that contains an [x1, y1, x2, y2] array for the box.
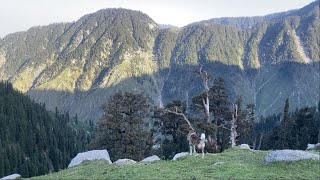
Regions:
[[0, 1, 318, 121]]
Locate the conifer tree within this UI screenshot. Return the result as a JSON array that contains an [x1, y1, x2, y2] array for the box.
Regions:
[[159, 100, 190, 159], [89, 92, 152, 161]]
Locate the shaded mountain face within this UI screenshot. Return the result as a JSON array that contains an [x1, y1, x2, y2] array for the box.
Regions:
[[0, 2, 319, 120]]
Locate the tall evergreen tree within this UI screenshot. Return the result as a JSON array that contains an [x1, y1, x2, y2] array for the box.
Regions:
[[211, 78, 230, 151], [157, 100, 190, 159], [235, 97, 254, 146], [89, 92, 153, 161], [292, 107, 318, 149]]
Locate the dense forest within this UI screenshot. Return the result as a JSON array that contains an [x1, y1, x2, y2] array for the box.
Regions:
[[0, 82, 94, 178], [90, 76, 320, 160], [1, 75, 319, 178]]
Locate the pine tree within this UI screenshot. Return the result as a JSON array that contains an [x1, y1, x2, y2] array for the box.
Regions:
[[89, 92, 153, 161], [234, 97, 254, 146], [158, 100, 190, 159], [211, 78, 230, 151], [293, 107, 318, 149]]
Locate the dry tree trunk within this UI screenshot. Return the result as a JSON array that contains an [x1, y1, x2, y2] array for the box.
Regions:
[[258, 132, 264, 150], [199, 65, 211, 123], [253, 136, 257, 150], [230, 104, 238, 148], [198, 65, 218, 150], [202, 96, 210, 123]]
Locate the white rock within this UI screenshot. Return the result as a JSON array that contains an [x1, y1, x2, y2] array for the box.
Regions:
[[68, 150, 112, 168], [1, 174, 21, 180], [238, 144, 251, 150], [141, 155, 161, 163], [306, 143, 320, 150], [113, 159, 136, 165], [172, 152, 189, 161], [264, 150, 320, 163]]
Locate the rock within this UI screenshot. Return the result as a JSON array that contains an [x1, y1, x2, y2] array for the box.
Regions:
[[68, 150, 112, 168], [113, 159, 137, 165], [306, 143, 320, 150], [141, 155, 161, 163], [1, 174, 21, 180], [264, 150, 320, 163], [172, 152, 189, 161], [238, 144, 251, 150]]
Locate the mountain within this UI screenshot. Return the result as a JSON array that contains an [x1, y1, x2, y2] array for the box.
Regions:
[[159, 24, 178, 29], [196, 0, 319, 30], [0, 1, 319, 121]]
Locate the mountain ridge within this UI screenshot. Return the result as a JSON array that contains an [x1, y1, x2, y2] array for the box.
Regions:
[[0, 1, 319, 120], [195, 0, 319, 30]]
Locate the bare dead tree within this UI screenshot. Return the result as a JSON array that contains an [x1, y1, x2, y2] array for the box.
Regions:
[[257, 132, 264, 150], [230, 103, 238, 148], [194, 65, 219, 150], [219, 103, 239, 148], [253, 136, 257, 150], [198, 65, 211, 123]]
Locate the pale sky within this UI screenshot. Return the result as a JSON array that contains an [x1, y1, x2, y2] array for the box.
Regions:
[[0, 0, 316, 38]]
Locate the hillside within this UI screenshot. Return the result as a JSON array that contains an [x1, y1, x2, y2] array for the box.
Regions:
[[0, 1, 319, 120], [0, 82, 92, 178], [29, 149, 320, 180]]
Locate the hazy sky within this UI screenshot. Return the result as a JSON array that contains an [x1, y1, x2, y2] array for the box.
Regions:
[[0, 0, 315, 38]]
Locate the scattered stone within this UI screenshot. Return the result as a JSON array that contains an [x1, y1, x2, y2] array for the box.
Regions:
[[68, 150, 112, 168], [113, 159, 137, 165], [306, 143, 320, 150], [1, 174, 21, 180], [238, 144, 251, 150], [172, 152, 189, 161], [141, 155, 161, 163], [264, 150, 320, 163]]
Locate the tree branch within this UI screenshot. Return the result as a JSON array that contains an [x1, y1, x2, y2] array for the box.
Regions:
[[165, 109, 194, 131], [220, 126, 231, 131]]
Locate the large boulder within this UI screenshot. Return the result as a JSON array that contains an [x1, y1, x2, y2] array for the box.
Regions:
[[1, 174, 21, 180], [238, 144, 251, 150], [172, 152, 189, 161], [141, 155, 161, 163], [264, 150, 320, 163], [306, 143, 320, 150], [113, 159, 137, 165], [68, 150, 112, 168]]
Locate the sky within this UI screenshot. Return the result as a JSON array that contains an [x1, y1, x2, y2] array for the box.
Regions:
[[0, 0, 316, 38]]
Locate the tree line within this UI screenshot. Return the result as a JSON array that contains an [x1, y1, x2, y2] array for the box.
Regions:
[[0, 81, 94, 178], [89, 72, 320, 160], [90, 69, 320, 160], [1, 72, 319, 177]]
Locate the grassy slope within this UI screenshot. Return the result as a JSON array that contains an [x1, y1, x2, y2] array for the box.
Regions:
[[29, 149, 320, 180]]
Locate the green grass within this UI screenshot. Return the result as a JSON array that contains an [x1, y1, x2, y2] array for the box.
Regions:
[[29, 149, 320, 180]]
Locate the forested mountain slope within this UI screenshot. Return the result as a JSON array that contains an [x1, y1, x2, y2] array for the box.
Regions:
[[0, 1, 319, 120], [0, 82, 92, 178]]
